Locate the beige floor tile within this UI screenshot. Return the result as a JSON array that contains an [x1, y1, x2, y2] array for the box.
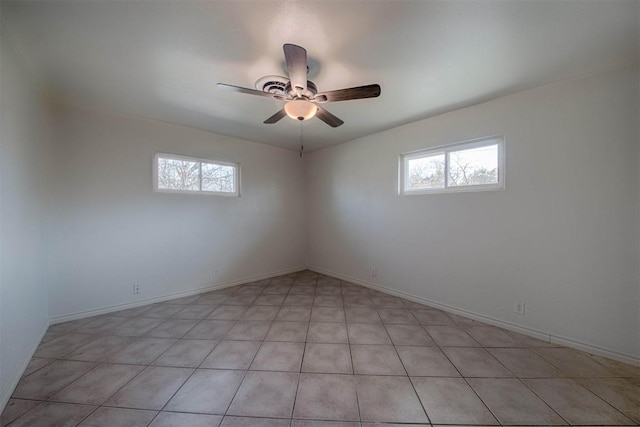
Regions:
[[145, 318, 199, 338], [200, 340, 261, 369], [385, 324, 435, 345], [284, 294, 315, 305], [396, 346, 460, 377], [33, 333, 96, 358], [411, 309, 457, 326], [63, 335, 132, 362], [293, 373, 359, 421], [225, 321, 272, 340], [185, 319, 235, 339], [50, 363, 144, 405], [77, 407, 156, 427], [107, 337, 176, 364], [12, 360, 96, 400], [111, 317, 164, 336], [346, 323, 391, 344], [311, 306, 346, 322], [105, 366, 192, 410], [165, 369, 245, 414], [13, 271, 638, 427], [263, 285, 292, 295], [371, 296, 406, 308], [442, 347, 513, 377], [76, 316, 129, 334], [7, 402, 95, 427], [207, 305, 249, 320], [313, 295, 344, 307], [171, 304, 214, 319], [302, 343, 353, 374], [351, 345, 406, 375], [289, 284, 316, 297], [276, 306, 312, 321], [576, 377, 640, 423], [343, 296, 375, 307], [228, 371, 299, 418], [152, 339, 218, 367], [148, 412, 223, 427], [533, 348, 618, 377], [251, 341, 305, 372], [468, 378, 566, 425], [0, 399, 40, 426], [425, 326, 479, 347], [412, 377, 498, 425], [21, 357, 55, 377], [266, 321, 309, 342], [356, 375, 428, 423], [378, 308, 419, 324], [195, 294, 230, 305], [254, 294, 286, 306], [142, 305, 185, 318], [488, 348, 563, 378], [316, 286, 342, 295], [588, 355, 640, 377], [467, 326, 520, 347], [220, 295, 257, 306], [296, 422, 360, 427], [524, 378, 636, 425], [221, 416, 290, 426], [308, 322, 349, 343], [345, 307, 381, 323], [241, 305, 280, 321]]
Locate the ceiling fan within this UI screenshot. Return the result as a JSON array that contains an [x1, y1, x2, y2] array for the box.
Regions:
[[217, 44, 381, 128]]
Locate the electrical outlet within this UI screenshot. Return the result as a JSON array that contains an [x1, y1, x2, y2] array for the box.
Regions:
[[133, 284, 140, 295], [514, 300, 525, 315], [370, 267, 377, 277], [213, 269, 219, 278]]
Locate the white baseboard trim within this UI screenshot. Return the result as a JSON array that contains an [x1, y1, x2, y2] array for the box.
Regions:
[[50, 266, 306, 324], [310, 265, 640, 367], [0, 319, 49, 413]]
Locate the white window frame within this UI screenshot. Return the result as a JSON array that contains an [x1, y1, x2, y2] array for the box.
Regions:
[[399, 135, 505, 195], [154, 153, 241, 196]]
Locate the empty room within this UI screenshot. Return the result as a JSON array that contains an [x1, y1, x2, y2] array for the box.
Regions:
[[1, 1, 638, 426]]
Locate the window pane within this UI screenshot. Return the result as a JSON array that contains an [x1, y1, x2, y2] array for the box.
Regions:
[[406, 153, 445, 190], [202, 163, 236, 193], [448, 144, 498, 187], [157, 157, 200, 191]]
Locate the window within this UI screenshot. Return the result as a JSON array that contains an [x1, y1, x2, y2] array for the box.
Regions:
[[400, 136, 504, 194], [154, 153, 239, 196]]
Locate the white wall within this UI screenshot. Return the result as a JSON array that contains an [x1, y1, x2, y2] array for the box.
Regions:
[[47, 104, 307, 319], [307, 65, 640, 362], [0, 30, 51, 408]]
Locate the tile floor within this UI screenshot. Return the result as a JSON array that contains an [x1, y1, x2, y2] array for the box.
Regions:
[[2, 270, 639, 426]]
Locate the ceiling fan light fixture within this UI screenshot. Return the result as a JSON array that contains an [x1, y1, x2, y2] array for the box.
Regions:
[[284, 99, 317, 121]]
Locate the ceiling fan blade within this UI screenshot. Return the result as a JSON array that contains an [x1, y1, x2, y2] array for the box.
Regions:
[[315, 84, 381, 103], [283, 43, 307, 93], [217, 83, 286, 100], [264, 109, 287, 124], [315, 106, 344, 128]]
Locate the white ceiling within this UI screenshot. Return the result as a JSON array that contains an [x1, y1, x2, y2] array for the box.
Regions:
[[2, 1, 638, 151]]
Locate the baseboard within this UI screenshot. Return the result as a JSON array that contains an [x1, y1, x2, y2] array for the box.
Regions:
[[0, 318, 49, 413], [309, 265, 640, 367], [50, 266, 306, 324]]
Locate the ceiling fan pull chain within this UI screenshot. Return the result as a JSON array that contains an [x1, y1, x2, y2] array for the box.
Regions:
[[299, 122, 304, 158]]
